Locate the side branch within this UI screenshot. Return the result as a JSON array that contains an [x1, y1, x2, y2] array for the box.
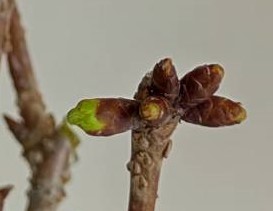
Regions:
[[4, 2, 74, 211]]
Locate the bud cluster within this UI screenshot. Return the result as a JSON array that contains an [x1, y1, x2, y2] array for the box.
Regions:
[[67, 58, 246, 136]]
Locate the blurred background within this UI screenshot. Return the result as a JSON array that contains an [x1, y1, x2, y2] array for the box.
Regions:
[[0, 0, 272, 210]]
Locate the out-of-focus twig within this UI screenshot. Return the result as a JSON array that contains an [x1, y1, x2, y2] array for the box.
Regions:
[[0, 0, 13, 63], [4, 1, 74, 211], [0, 1, 14, 211], [0, 185, 13, 211]]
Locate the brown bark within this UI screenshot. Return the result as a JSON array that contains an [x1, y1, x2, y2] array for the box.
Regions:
[[0, 0, 13, 62], [128, 117, 179, 211], [128, 68, 180, 211], [4, 2, 74, 211]]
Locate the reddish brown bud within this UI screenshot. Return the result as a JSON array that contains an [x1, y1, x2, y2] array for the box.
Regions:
[[67, 98, 139, 136], [139, 96, 170, 126], [180, 64, 224, 108], [151, 58, 180, 101], [181, 96, 247, 127]]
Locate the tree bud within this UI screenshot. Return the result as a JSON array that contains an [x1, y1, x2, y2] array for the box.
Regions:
[[180, 64, 224, 107], [181, 96, 246, 127], [151, 58, 180, 101], [139, 96, 170, 126], [67, 98, 139, 136]]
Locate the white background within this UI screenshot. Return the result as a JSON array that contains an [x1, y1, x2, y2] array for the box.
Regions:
[[0, 0, 272, 210]]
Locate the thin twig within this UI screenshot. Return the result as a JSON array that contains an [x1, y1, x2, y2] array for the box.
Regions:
[[4, 1, 73, 211]]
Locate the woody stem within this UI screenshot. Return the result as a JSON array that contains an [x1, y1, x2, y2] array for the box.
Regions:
[[127, 117, 179, 211]]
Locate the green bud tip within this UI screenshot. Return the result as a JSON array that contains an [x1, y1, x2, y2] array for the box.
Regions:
[[67, 99, 105, 133]]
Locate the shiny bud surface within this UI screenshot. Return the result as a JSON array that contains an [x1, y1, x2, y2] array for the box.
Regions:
[[67, 98, 139, 136], [180, 64, 224, 107], [181, 96, 246, 127], [151, 58, 180, 101]]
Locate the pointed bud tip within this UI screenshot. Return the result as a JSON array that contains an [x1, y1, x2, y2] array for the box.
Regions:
[[161, 58, 173, 76], [209, 64, 224, 78], [234, 105, 247, 124]]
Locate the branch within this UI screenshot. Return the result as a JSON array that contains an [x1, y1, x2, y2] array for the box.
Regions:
[[0, 0, 13, 62], [0, 185, 13, 211], [128, 118, 179, 211], [127, 68, 179, 211], [4, 1, 74, 211], [0, 2, 14, 210]]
